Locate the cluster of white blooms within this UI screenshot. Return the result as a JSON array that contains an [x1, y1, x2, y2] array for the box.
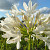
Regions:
[[32, 14, 50, 49], [0, 14, 23, 49], [0, 0, 50, 49]]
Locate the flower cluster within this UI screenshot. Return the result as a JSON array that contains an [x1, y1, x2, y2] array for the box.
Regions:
[[0, 0, 50, 50]]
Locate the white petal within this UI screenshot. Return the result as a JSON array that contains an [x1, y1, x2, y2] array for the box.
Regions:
[[6, 36, 20, 44], [33, 25, 45, 33], [1, 21, 5, 26], [32, 3, 37, 10], [23, 2, 28, 11], [43, 31, 50, 35], [16, 41, 20, 49], [2, 33, 17, 38], [28, 0, 32, 10], [1, 27, 9, 32], [46, 43, 50, 50], [36, 35, 47, 41], [20, 9, 25, 13], [40, 37, 47, 42], [43, 17, 50, 23], [12, 5, 19, 12], [6, 13, 10, 17], [33, 37, 34, 40], [43, 23, 50, 27], [36, 35, 42, 39]]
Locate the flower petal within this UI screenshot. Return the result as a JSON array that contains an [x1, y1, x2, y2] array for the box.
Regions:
[[32, 3, 37, 10], [23, 2, 28, 11], [28, 0, 32, 10], [16, 41, 20, 49]]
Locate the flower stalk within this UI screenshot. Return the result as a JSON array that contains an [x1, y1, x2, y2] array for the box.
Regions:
[[45, 45, 47, 50], [28, 34, 31, 50], [32, 39, 33, 50]]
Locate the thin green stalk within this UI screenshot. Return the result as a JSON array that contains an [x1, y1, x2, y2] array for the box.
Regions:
[[28, 34, 31, 50], [45, 35, 47, 50], [6, 43, 7, 50], [24, 46, 26, 50], [17, 49, 18, 50], [45, 45, 46, 50], [45, 42, 47, 50], [32, 40, 33, 50], [1, 43, 4, 50]]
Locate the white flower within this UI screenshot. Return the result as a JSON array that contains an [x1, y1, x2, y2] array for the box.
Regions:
[[0, 13, 23, 49], [2, 30, 22, 49], [23, 1, 37, 11], [38, 14, 50, 24], [33, 25, 45, 34], [20, 0, 37, 17], [0, 0, 50, 49], [32, 13, 50, 49]]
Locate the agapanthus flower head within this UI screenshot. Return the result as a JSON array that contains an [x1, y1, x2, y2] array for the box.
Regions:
[[0, 0, 50, 50]]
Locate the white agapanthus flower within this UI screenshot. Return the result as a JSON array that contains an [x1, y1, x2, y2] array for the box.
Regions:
[[20, 0, 38, 17], [9, 0, 38, 17], [20, 0, 50, 17], [0, 14, 23, 49], [0, 0, 50, 50], [38, 14, 50, 24], [32, 14, 50, 50]]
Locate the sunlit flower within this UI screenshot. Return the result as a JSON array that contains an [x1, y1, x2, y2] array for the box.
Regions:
[[20, 0, 37, 17], [32, 14, 50, 49], [0, 14, 23, 49], [0, 0, 50, 50]]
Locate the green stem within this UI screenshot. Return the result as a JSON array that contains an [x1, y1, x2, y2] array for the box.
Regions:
[[32, 40, 33, 50], [45, 35, 47, 50], [28, 34, 31, 50], [45, 46, 46, 50], [17, 49, 18, 50], [45, 42, 47, 50]]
